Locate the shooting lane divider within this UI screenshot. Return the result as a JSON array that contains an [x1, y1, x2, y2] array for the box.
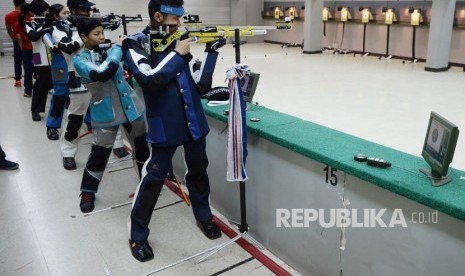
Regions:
[[379, 24, 393, 60], [402, 25, 418, 64], [73, 199, 184, 218]]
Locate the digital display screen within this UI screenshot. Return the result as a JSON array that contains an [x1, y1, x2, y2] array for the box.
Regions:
[[425, 118, 450, 164], [240, 73, 259, 102]]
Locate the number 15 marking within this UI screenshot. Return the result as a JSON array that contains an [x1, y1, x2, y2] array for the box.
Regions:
[[323, 165, 338, 186]]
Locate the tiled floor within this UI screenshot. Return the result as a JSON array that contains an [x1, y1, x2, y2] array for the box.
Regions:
[[1, 42, 465, 276]]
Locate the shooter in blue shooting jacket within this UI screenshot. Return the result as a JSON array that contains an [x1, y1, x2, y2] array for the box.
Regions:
[[123, 0, 226, 262]]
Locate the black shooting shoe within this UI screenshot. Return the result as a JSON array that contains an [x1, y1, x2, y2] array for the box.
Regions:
[[79, 192, 95, 213], [0, 159, 19, 170], [129, 240, 154, 262], [63, 157, 76, 170], [32, 112, 41, 121], [198, 220, 222, 240], [113, 147, 130, 159], [47, 127, 59, 140]]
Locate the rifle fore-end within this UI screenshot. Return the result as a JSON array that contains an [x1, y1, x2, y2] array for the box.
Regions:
[[150, 26, 269, 53]]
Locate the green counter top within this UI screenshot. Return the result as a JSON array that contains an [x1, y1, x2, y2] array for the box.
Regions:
[[203, 101, 465, 221]]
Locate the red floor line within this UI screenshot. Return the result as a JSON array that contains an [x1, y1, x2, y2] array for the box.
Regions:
[[123, 144, 133, 154], [79, 130, 92, 139], [163, 180, 292, 276]]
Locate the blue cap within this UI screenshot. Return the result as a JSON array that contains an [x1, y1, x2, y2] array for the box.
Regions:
[[160, 4, 185, 16], [67, 0, 95, 10]]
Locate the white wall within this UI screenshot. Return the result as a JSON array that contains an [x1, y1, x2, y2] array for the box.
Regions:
[[95, 0, 230, 39], [230, 0, 267, 43], [0, 0, 231, 43], [172, 116, 465, 276]]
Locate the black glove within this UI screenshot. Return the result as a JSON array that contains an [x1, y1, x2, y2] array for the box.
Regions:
[[67, 15, 80, 26], [89, 62, 119, 82], [174, 51, 193, 63], [92, 42, 110, 61], [50, 46, 61, 54], [205, 37, 226, 52]]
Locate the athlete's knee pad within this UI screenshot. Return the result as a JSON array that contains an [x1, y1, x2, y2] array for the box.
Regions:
[[86, 145, 113, 172], [134, 134, 149, 163], [64, 114, 83, 141], [82, 169, 101, 190], [50, 95, 67, 118]]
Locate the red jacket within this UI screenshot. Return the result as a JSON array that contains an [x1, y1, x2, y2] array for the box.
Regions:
[[4, 10, 20, 40]]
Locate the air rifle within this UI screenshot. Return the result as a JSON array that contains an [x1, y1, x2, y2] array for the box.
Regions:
[[92, 13, 143, 35], [149, 15, 292, 53]]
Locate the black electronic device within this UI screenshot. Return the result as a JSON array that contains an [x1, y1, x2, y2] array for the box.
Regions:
[[354, 154, 391, 168], [354, 153, 367, 162], [366, 157, 391, 168], [240, 72, 260, 103], [420, 112, 459, 186]]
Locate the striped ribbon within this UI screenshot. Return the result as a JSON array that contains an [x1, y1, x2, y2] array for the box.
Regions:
[[226, 64, 249, 182]]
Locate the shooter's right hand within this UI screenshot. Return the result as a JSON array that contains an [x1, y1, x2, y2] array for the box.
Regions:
[[174, 37, 193, 56]]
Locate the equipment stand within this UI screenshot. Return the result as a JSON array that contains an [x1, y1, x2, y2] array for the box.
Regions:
[[379, 24, 392, 60], [334, 22, 351, 54], [403, 26, 417, 64], [362, 23, 367, 55], [233, 28, 248, 233], [196, 28, 263, 264], [419, 168, 452, 186], [354, 23, 368, 57]]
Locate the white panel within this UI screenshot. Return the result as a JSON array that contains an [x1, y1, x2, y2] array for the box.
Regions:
[[93, 0, 230, 25], [1, 1, 230, 30], [0, 1, 14, 29], [1, 1, 18, 55], [0, 1, 230, 53], [1, 0, 231, 45], [93, 0, 230, 40]]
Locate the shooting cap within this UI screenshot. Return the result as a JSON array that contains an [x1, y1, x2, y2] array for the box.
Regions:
[[149, 0, 185, 19], [29, 0, 50, 16], [67, 0, 95, 10], [76, 17, 102, 36], [160, 4, 185, 16]]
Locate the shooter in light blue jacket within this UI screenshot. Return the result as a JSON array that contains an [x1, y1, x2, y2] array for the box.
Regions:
[[72, 17, 149, 214]]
